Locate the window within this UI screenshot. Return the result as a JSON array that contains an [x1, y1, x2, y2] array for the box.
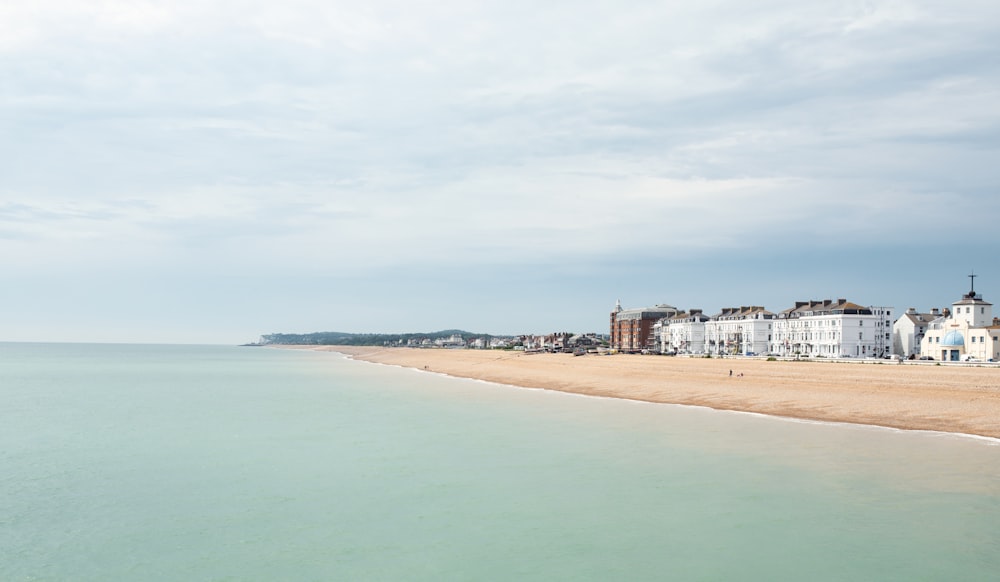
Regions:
[[972, 337, 977, 343]]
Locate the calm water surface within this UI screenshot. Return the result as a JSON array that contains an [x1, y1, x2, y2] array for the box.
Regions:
[[2, 343, 999, 581]]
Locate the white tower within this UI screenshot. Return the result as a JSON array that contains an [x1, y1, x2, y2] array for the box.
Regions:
[[952, 272, 992, 328]]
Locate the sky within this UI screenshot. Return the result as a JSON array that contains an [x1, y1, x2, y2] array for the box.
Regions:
[[2, 0, 999, 343]]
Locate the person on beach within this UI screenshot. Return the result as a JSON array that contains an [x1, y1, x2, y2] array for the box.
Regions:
[[729, 370, 733, 377]]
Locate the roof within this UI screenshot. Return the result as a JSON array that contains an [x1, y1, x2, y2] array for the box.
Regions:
[[615, 304, 678, 321], [901, 312, 936, 325], [712, 305, 774, 320], [954, 291, 992, 306], [670, 310, 709, 322], [778, 298, 874, 318]]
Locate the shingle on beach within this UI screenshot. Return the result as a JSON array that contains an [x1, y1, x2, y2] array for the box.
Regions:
[[290, 346, 1000, 439]]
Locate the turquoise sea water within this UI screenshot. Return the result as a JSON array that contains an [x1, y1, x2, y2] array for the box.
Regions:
[[2, 343, 999, 581]]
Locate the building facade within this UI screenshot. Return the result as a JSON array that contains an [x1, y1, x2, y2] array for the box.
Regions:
[[769, 299, 893, 358], [704, 306, 775, 356], [920, 288, 1000, 361], [892, 307, 942, 357], [655, 309, 709, 354], [610, 300, 678, 352], [610, 297, 896, 358]]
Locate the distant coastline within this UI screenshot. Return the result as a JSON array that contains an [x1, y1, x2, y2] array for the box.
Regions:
[[277, 345, 1000, 440]]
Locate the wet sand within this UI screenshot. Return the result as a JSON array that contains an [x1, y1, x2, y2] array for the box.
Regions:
[[284, 346, 1000, 439]]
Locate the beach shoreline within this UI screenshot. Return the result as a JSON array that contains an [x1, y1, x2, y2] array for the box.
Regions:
[[276, 346, 1000, 440]]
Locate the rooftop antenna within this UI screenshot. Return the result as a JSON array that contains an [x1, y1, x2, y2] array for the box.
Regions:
[[969, 270, 978, 294]]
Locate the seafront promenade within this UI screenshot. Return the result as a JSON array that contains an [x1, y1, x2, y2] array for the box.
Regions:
[[287, 346, 1000, 439]]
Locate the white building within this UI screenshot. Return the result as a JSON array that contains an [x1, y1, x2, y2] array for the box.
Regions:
[[770, 299, 893, 358], [434, 334, 467, 348], [704, 306, 775, 356], [870, 305, 894, 357], [655, 309, 709, 354], [920, 287, 1000, 361], [893, 307, 943, 358]]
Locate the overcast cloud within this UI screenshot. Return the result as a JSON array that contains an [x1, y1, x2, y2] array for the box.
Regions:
[[2, 1, 998, 342]]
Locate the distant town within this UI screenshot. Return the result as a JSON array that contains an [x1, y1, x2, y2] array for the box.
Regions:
[[259, 276, 1000, 364]]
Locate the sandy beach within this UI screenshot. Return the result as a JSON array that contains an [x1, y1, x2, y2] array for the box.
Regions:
[[287, 346, 1000, 439]]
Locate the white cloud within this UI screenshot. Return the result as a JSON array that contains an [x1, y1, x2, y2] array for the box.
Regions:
[[842, 0, 926, 33], [2, 0, 999, 339]]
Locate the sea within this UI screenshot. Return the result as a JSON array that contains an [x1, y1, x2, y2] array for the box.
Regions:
[[2, 343, 999, 581]]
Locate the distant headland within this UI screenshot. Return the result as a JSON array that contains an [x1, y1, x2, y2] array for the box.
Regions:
[[255, 330, 489, 347]]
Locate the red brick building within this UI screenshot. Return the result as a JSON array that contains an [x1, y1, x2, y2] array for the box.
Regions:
[[610, 300, 678, 352]]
